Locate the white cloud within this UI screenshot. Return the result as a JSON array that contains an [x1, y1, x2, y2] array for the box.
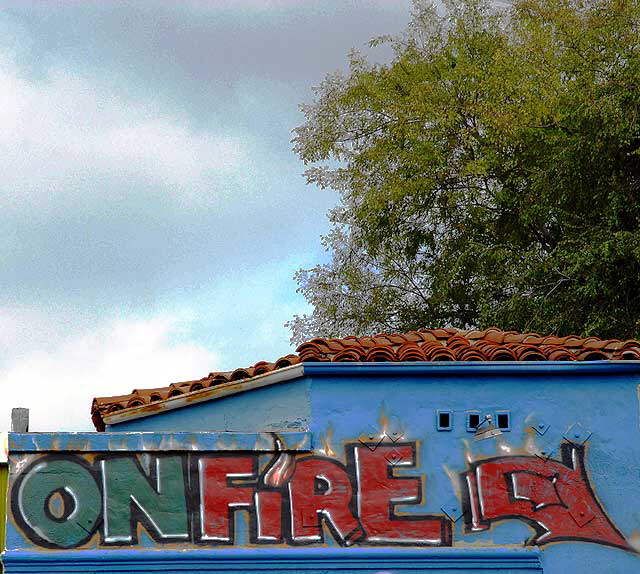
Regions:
[[0, 312, 219, 432], [0, 54, 249, 211]]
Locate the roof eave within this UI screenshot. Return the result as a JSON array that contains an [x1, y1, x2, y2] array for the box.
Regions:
[[101, 362, 305, 429]]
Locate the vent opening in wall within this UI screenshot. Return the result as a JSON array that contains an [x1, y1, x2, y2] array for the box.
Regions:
[[466, 412, 481, 432], [437, 410, 452, 431], [496, 411, 511, 431]]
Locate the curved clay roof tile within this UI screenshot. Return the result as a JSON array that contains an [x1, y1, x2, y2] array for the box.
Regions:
[[230, 369, 251, 381], [321, 339, 349, 352], [542, 346, 576, 361], [455, 347, 486, 361], [423, 345, 456, 361], [354, 337, 377, 349], [397, 343, 427, 361], [582, 337, 609, 349], [253, 362, 276, 375], [562, 336, 585, 348], [575, 349, 609, 361], [365, 346, 398, 362], [490, 350, 518, 361], [619, 340, 640, 350], [603, 340, 624, 350], [383, 333, 411, 344], [616, 349, 640, 360], [541, 335, 564, 345], [372, 335, 394, 346], [428, 328, 455, 339], [298, 351, 324, 362], [483, 329, 507, 343], [295, 341, 326, 354], [276, 355, 300, 368], [482, 345, 517, 361], [333, 348, 365, 362], [446, 335, 472, 351], [402, 331, 424, 342], [512, 345, 546, 361], [127, 398, 145, 408], [503, 332, 527, 343], [413, 331, 438, 342]]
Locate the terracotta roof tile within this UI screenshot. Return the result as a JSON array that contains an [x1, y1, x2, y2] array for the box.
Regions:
[[91, 327, 640, 431], [365, 345, 397, 362], [397, 342, 427, 361]]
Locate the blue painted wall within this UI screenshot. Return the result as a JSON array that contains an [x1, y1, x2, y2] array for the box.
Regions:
[[5, 362, 640, 573], [304, 364, 640, 573]]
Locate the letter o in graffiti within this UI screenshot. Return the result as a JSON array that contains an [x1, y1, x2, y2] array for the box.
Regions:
[[13, 456, 101, 548]]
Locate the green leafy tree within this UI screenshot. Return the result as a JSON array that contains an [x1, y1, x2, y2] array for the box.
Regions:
[[288, 0, 640, 343]]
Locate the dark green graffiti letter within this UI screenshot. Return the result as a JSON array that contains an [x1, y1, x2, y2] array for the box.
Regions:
[[16, 457, 101, 548], [101, 455, 188, 544]]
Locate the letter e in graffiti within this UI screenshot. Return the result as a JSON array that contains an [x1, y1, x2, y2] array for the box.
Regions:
[[461, 443, 630, 551], [350, 444, 451, 546]]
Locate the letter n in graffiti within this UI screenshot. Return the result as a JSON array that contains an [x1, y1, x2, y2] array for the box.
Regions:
[[100, 455, 189, 545]]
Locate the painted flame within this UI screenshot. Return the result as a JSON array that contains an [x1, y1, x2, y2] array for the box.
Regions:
[[263, 451, 295, 487], [523, 431, 538, 455], [442, 464, 461, 498], [379, 408, 389, 440], [262, 434, 296, 488], [462, 438, 474, 463], [319, 427, 336, 457], [495, 435, 513, 454]]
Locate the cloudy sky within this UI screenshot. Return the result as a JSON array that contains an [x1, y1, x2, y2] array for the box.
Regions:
[[0, 1, 411, 431]]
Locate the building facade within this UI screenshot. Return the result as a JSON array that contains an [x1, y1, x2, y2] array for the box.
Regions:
[[4, 328, 640, 573]]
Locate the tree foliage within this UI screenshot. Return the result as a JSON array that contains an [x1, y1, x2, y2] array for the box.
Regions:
[[288, 0, 640, 344]]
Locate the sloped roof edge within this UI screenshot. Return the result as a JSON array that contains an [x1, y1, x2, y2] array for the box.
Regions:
[[92, 327, 640, 430], [100, 363, 304, 430]]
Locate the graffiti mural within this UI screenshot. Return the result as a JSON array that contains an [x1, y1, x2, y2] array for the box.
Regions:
[[460, 442, 631, 551], [9, 436, 631, 552], [10, 441, 450, 549]]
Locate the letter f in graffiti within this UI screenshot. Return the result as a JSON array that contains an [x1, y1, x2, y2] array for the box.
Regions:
[[460, 443, 631, 551]]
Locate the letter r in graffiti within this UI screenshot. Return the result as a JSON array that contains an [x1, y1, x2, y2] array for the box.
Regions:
[[460, 443, 630, 551], [287, 456, 364, 545]]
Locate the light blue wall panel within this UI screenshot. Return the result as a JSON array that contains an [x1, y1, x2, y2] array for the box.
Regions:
[[108, 378, 311, 433]]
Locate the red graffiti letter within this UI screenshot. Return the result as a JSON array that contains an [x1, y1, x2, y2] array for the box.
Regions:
[[254, 490, 282, 542], [354, 444, 451, 545], [462, 443, 629, 550], [288, 457, 363, 544], [199, 456, 256, 543]]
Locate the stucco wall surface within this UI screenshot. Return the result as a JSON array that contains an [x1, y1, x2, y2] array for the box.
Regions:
[[3, 362, 640, 573]]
